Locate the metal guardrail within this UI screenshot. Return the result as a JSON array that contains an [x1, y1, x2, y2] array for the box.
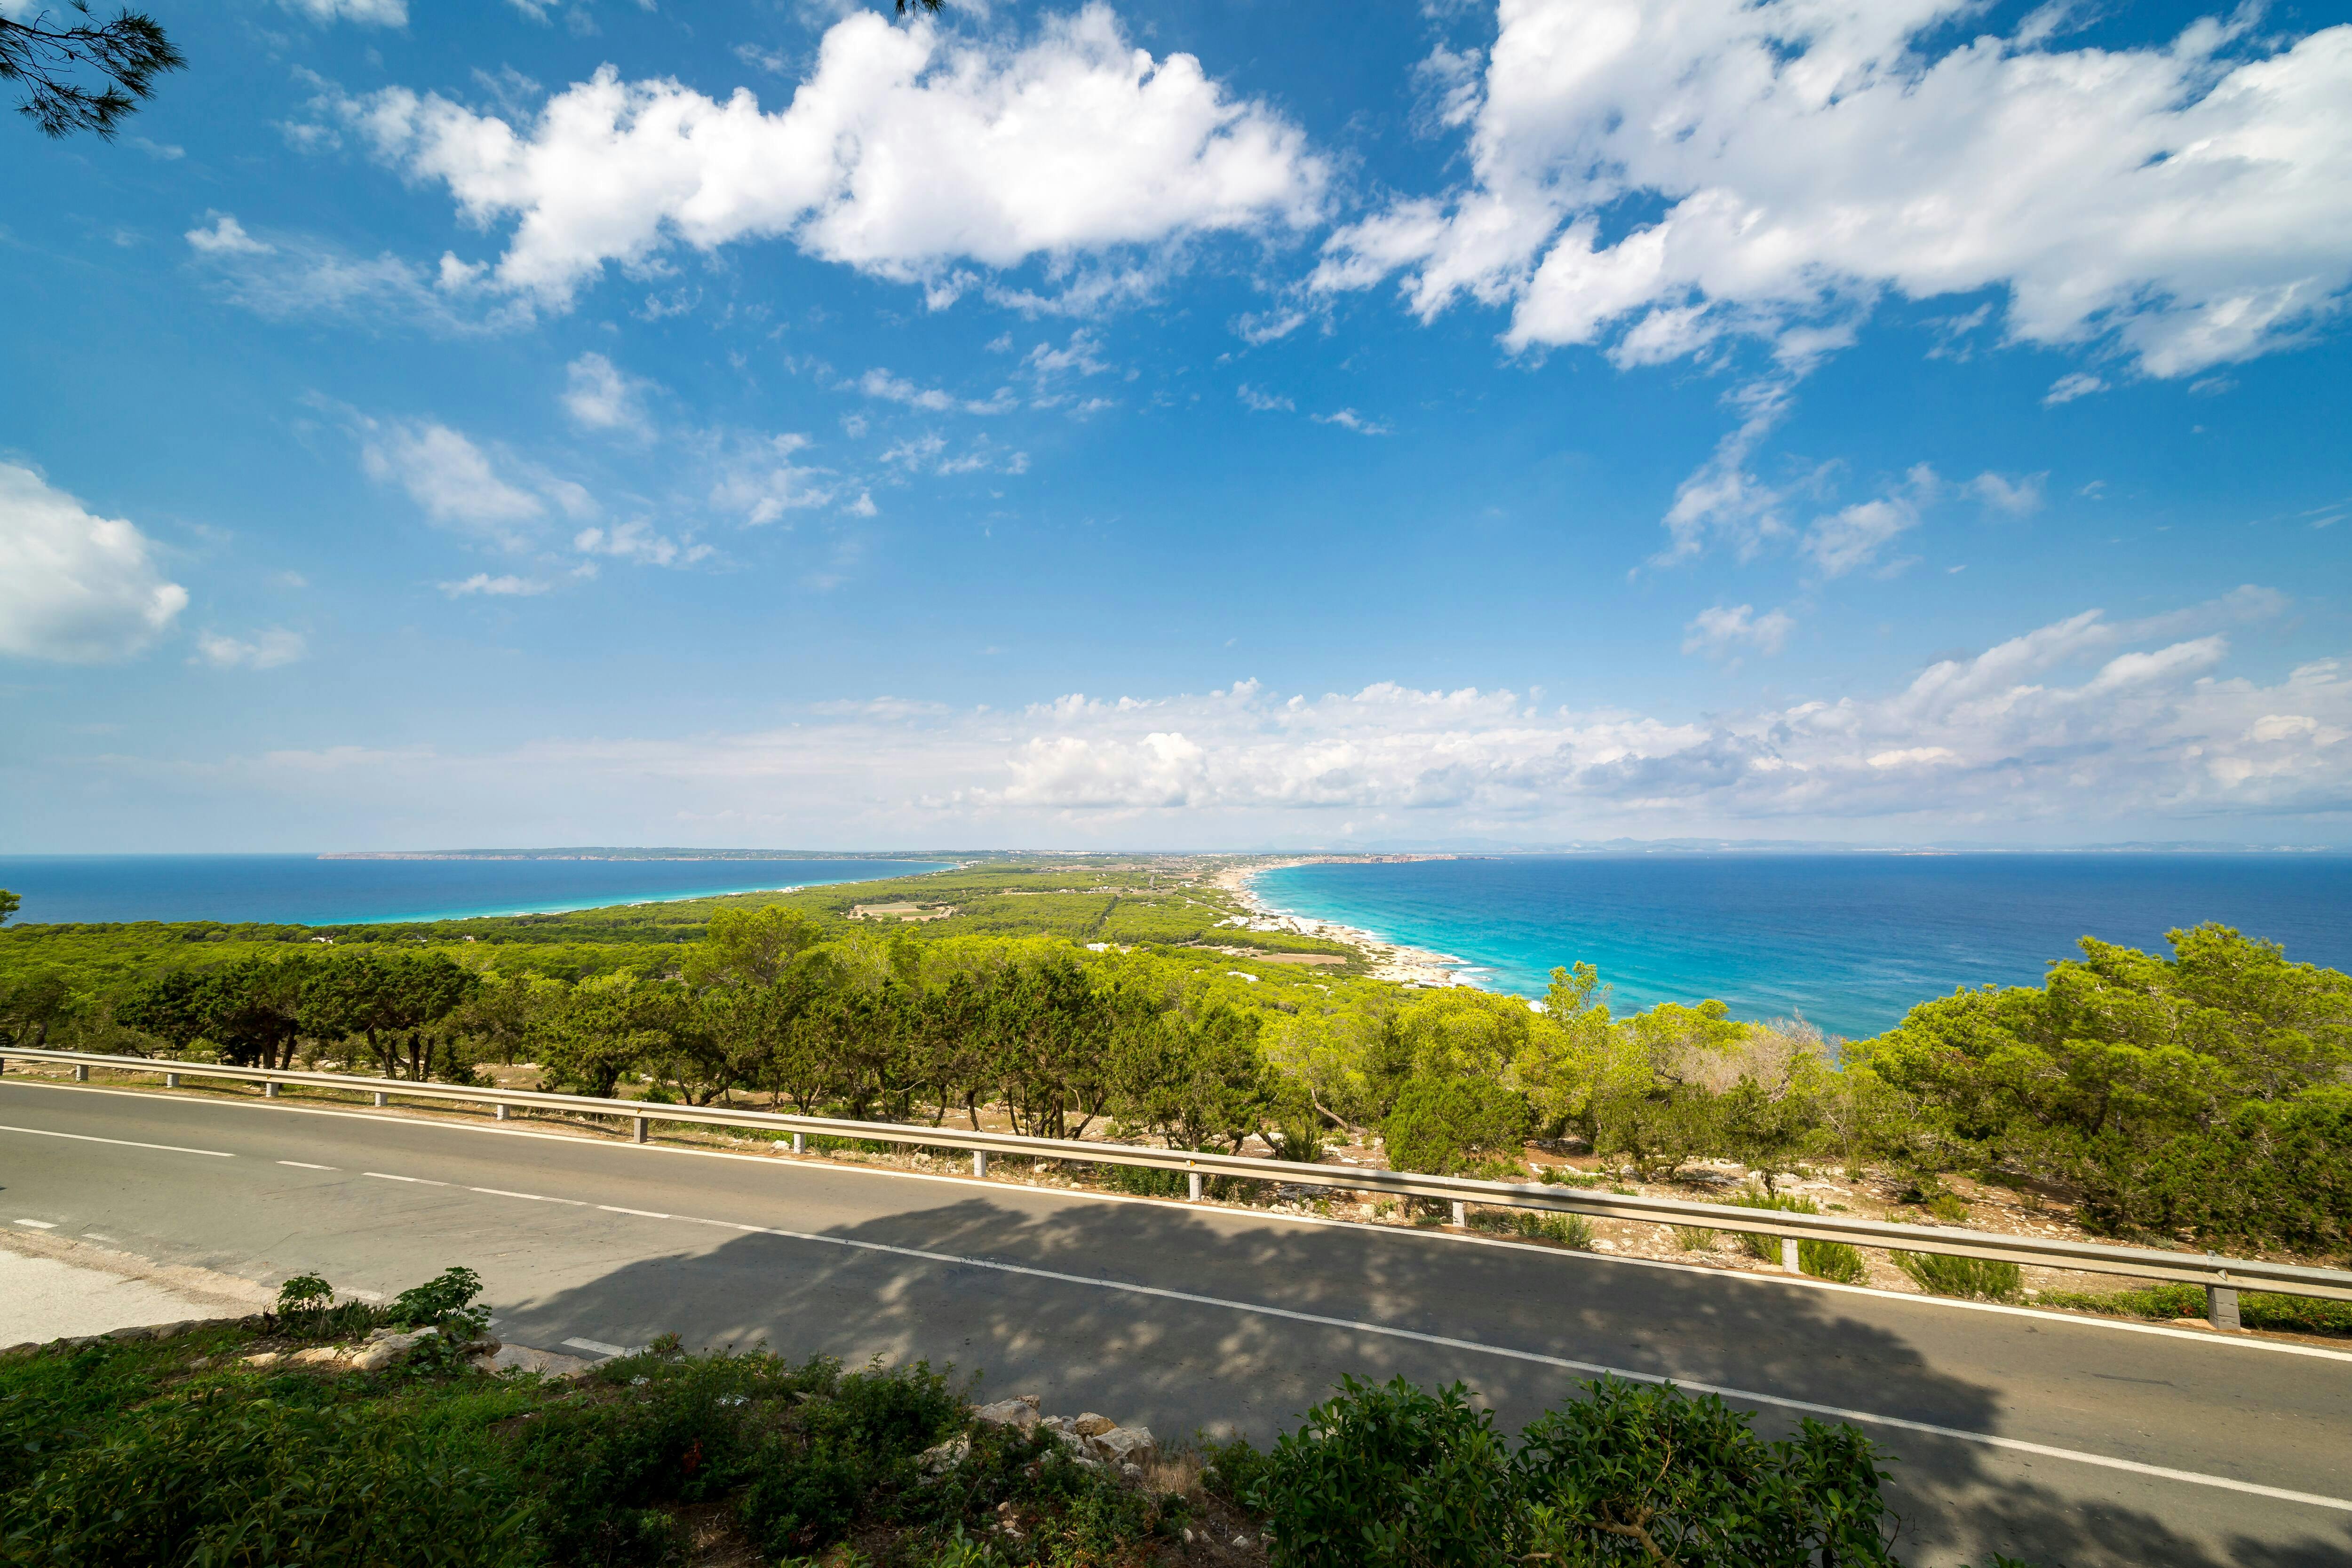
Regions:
[[7, 1046, 2346, 1325]]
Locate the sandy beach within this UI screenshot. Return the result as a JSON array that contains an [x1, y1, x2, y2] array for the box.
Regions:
[[1212, 856, 1486, 989]]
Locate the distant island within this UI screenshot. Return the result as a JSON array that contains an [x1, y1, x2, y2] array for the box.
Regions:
[[318, 849, 997, 862]]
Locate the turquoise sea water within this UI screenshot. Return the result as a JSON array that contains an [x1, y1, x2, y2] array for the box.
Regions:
[[0, 855, 951, 927], [1252, 854, 2352, 1040]]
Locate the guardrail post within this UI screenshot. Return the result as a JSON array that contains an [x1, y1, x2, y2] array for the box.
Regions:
[[373, 1091, 388, 1108], [973, 1150, 989, 1178], [1780, 1236, 1802, 1274], [632, 1116, 648, 1144], [1189, 1171, 1204, 1202], [2208, 1284, 2241, 1330], [1451, 1200, 1468, 1227], [165, 1072, 180, 1088], [263, 1081, 279, 1099], [495, 1104, 510, 1122], [791, 1132, 805, 1155], [73, 1064, 89, 1083]]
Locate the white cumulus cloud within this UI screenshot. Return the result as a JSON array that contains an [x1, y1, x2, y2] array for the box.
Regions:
[[0, 464, 188, 664], [1683, 603, 1794, 659], [339, 6, 1326, 309], [438, 573, 550, 597], [196, 629, 308, 670], [279, 0, 406, 25], [562, 352, 656, 434], [1319, 3, 2352, 379], [360, 421, 552, 544]]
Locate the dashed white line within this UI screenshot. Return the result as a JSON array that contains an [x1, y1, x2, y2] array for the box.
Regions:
[[0, 1123, 232, 1158], [278, 1160, 338, 1171], [13, 1219, 57, 1229], [28, 1078, 2339, 1366], [363, 1172, 449, 1186], [432, 1176, 2351, 1515], [471, 1187, 586, 1205]]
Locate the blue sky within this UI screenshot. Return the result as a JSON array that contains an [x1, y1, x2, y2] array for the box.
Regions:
[[2, 0, 2348, 851]]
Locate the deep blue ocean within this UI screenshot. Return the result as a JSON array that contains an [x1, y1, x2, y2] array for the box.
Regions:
[[0, 856, 951, 928], [1254, 855, 2352, 1039]]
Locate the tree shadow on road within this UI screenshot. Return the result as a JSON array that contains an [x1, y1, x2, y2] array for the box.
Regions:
[[495, 1192, 2350, 1568]]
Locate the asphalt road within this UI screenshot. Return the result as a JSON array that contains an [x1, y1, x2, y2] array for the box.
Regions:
[[3, 1077, 2347, 1568]]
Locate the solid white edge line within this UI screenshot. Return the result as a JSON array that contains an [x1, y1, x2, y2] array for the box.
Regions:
[[436, 1172, 2352, 1516], [0, 1121, 235, 1158], [700, 1218, 2352, 1515], [13, 1078, 2352, 1366], [562, 1337, 632, 1357]]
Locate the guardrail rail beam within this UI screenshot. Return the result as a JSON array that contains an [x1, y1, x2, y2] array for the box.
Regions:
[[10, 1047, 2350, 1308]]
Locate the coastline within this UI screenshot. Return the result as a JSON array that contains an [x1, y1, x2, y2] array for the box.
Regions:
[[1216, 856, 1491, 990]]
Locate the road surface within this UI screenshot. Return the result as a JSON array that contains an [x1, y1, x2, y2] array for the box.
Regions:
[[2, 1077, 2347, 1568]]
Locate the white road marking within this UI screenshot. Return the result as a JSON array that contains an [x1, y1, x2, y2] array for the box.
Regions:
[[563, 1337, 633, 1357], [83, 1233, 119, 1242], [14, 1219, 57, 1229], [363, 1172, 449, 1185], [471, 1187, 586, 1205], [599, 1205, 670, 1219], [278, 1160, 338, 1171], [0, 1122, 232, 1158], [435, 1178, 2352, 1515], [8, 1077, 2348, 1509], [21, 1080, 2352, 1366]]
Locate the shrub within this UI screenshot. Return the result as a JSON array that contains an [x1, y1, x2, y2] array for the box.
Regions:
[[1728, 1193, 1865, 1282], [2033, 1283, 2352, 1336], [1200, 1433, 1276, 1505], [1382, 1076, 1532, 1177], [1100, 1163, 1187, 1198], [2121, 1087, 2352, 1253], [1513, 1379, 1896, 1567], [1895, 1252, 2023, 1302], [1250, 1376, 1897, 1568], [1469, 1209, 1595, 1249], [0, 1368, 534, 1567], [1252, 1376, 1517, 1568], [1797, 1240, 1867, 1284], [387, 1265, 490, 1336], [1672, 1226, 1719, 1251]]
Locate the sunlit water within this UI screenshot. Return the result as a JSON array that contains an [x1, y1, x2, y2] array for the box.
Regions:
[[1253, 854, 2352, 1039]]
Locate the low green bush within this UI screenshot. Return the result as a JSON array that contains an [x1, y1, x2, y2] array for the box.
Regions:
[[1468, 1209, 1595, 1249], [1671, 1225, 1719, 1251], [1797, 1240, 1867, 1284], [1895, 1252, 2023, 1302], [1727, 1194, 1866, 1282], [0, 1267, 1189, 1568], [2032, 1283, 2352, 1336], [1247, 1374, 1898, 1568], [1099, 1162, 1188, 1198]]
